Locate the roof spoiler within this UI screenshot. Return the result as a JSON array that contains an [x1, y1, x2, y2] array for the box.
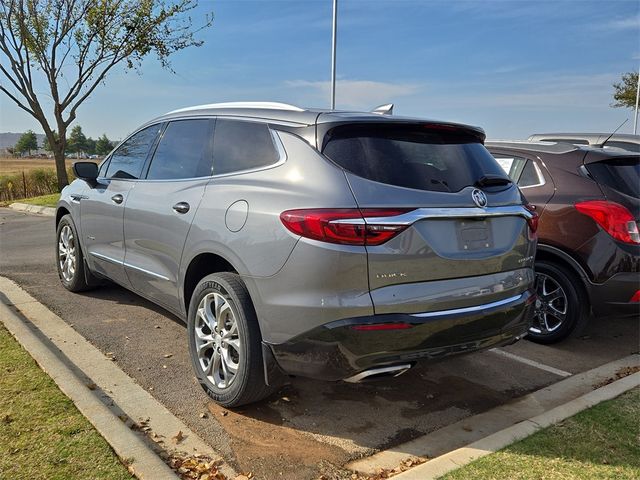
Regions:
[[371, 103, 394, 115]]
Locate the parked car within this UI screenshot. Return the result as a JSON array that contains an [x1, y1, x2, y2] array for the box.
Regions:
[[527, 133, 640, 153], [56, 102, 537, 407], [487, 141, 640, 343]]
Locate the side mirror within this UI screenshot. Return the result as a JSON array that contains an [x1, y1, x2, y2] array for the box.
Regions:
[[73, 161, 99, 187]]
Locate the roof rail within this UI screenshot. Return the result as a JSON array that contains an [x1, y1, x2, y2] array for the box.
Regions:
[[166, 102, 305, 115]]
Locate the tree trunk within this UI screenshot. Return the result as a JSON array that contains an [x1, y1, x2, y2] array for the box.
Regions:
[[53, 145, 69, 191]]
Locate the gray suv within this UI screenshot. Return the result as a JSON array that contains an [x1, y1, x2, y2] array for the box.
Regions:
[[56, 102, 537, 407]]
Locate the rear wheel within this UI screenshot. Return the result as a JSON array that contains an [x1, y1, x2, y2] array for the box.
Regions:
[[187, 272, 277, 407], [528, 261, 587, 344], [56, 215, 91, 292]]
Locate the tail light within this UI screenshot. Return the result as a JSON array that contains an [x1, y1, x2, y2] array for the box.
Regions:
[[575, 201, 640, 244], [524, 204, 539, 235], [630, 291, 640, 303], [280, 208, 413, 246]]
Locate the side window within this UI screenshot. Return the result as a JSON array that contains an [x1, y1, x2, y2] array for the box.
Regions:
[[98, 158, 110, 177], [518, 160, 544, 187], [146, 119, 214, 180], [106, 125, 161, 179], [213, 119, 280, 175], [493, 155, 527, 181]]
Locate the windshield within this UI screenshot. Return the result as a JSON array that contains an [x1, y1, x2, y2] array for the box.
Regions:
[[322, 123, 508, 193]]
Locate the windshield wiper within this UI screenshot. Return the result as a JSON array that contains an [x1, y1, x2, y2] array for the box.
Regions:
[[475, 174, 512, 188]]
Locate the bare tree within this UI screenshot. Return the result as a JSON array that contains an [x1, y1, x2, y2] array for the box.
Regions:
[[0, 0, 213, 189]]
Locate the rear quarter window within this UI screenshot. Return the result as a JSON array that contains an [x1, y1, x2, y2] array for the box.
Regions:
[[322, 123, 507, 192], [213, 119, 280, 175]]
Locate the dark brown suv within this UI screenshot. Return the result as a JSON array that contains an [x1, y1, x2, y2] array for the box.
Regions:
[[486, 141, 639, 343]]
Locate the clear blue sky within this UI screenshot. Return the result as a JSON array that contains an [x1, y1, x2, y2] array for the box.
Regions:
[[1, 0, 639, 140]]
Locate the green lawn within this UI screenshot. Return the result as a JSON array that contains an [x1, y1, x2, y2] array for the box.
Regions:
[[0, 325, 133, 480], [440, 387, 640, 480], [14, 193, 60, 207]]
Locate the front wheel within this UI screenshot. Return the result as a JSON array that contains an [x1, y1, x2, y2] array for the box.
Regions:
[[528, 261, 588, 344], [56, 214, 91, 292], [187, 272, 277, 407]]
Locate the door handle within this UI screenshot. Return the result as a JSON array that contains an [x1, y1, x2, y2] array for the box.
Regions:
[[172, 202, 190, 214], [111, 194, 124, 204]]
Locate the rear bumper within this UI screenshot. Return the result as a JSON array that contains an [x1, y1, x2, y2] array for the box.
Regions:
[[267, 289, 535, 381], [589, 272, 640, 317]]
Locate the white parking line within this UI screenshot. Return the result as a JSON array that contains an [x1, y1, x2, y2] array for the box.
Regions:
[[490, 348, 573, 377]]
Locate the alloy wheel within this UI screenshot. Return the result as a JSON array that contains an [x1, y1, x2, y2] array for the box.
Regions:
[[531, 273, 568, 335], [58, 224, 77, 282], [194, 292, 241, 389]]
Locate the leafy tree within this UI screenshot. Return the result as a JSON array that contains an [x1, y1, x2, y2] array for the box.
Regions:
[[85, 137, 97, 155], [95, 134, 114, 155], [612, 71, 639, 109], [14, 129, 38, 155], [67, 125, 87, 157], [0, 0, 213, 189]]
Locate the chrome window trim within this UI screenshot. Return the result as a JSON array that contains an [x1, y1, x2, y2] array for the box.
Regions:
[[411, 294, 523, 318], [519, 161, 546, 189], [330, 204, 534, 226]]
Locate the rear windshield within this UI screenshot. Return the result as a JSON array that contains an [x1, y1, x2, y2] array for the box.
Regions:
[[322, 123, 506, 192], [586, 157, 640, 198]]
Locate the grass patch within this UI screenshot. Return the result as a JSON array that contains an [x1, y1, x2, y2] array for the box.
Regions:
[[440, 387, 640, 480], [0, 324, 132, 480], [13, 193, 61, 207]]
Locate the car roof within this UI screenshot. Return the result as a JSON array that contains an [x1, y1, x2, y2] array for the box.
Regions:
[[486, 140, 639, 161], [150, 102, 485, 135], [528, 132, 640, 143]]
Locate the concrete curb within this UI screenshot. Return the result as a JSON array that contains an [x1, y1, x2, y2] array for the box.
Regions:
[[348, 353, 639, 474], [392, 371, 640, 480], [0, 276, 237, 479], [9, 202, 55, 216], [0, 301, 177, 480]]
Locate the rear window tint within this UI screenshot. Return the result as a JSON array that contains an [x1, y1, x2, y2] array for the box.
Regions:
[[213, 119, 280, 175], [586, 157, 640, 198], [322, 124, 506, 192]]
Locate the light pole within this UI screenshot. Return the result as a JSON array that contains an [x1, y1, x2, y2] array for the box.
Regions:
[[634, 66, 639, 135], [331, 0, 338, 110]]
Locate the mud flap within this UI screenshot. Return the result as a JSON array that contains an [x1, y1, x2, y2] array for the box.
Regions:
[[262, 341, 287, 387]]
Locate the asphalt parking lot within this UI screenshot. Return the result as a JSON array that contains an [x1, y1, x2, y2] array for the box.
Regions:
[[1, 208, 638, 479]]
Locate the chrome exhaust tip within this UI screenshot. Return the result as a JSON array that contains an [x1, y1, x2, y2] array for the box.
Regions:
[[344, 364, 413, 383]]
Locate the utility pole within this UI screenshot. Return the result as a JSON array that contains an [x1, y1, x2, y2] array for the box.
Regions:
[[634, 66, 639, 135], [331, 0, 338, 110]]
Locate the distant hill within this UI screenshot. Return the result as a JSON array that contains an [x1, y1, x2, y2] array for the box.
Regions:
[[0, 132, 47, 149]]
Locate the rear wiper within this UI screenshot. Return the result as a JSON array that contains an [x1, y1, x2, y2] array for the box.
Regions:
[[475, 174, 513, 188]]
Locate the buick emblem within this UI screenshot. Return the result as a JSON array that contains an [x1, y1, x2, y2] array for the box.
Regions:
[[471, 189, 488, 208]]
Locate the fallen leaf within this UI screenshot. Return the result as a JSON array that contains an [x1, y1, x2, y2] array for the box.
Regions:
[[163, 353, 173, 358], [86, 383, 97, 390], [220, 410, 228, 417], [118, 414, 128, 422], [281, 396, 290, 402], [162, 365, 167, 369], [173, 430, 184, 443], [154, 325, 161, 329], [200, 412, 208, 419], [462, 425, 473, 432]]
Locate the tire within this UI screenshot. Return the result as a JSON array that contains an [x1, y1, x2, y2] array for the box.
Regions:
[[187, 272, 277, 407], [527, 261, 588, 344], [56, 214, 91, 292]]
